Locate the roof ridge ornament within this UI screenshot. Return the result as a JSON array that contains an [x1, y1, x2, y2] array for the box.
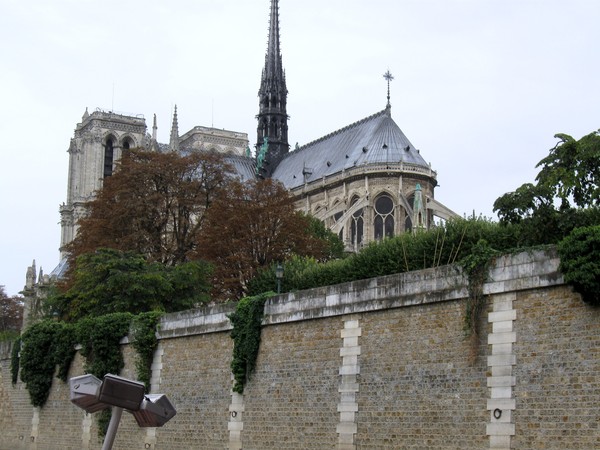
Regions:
[[383, 69, 394, 114]]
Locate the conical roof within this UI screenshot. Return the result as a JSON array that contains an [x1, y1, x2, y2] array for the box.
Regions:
[[272, 109, 431, 189]]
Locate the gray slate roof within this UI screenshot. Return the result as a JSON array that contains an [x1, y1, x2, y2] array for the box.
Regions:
[[225, 154, 257, 182], [272, 108, 429, 190]]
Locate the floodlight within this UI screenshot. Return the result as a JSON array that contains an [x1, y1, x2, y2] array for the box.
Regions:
[[69, 373, 177, 450], [97, 374, 145, 411], [130, 394, 177, 427], [69, 374, 109, 413]]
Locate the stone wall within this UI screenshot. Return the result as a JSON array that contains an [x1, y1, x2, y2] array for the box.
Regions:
[[1, 248, 599, 449]]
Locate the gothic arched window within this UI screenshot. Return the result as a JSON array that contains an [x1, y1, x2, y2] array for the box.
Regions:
[[350, 197, 364, 251], [374, 194, 395, 240], [104, 137, 115, 178]]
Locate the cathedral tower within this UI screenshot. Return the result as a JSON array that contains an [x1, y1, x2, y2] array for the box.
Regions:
[[256, 0, 289, 178], [59, 109, 147, 257]]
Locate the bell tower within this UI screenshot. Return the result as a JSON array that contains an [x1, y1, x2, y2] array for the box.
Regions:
[[59, 109, 147, 257], [256, 0, 289, 178]]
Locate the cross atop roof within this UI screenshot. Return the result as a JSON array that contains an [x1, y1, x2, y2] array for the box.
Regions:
[[383, 70, 394, 109]]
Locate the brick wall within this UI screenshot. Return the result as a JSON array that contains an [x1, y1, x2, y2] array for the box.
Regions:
[[1, 248, 599, 449]]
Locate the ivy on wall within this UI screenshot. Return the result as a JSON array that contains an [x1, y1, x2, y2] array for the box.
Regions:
[[77, 313, 132, 379], [15, 311, 162, 416], [19, 320, 77, 407], [229, 292, 273, 394], [131, 311, 163, 392], [10, 337, 21, 385], [459, 239, 498, 360]]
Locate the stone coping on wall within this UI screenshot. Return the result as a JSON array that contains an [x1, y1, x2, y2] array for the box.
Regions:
[[158, 302, 235, 339], [483, 246, 563, 295], [157, 247, 564, 339]]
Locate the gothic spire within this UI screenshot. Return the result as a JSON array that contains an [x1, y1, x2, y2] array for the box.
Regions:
[[256, 0, 289, 178], [265, 0, 283, 80], [169, 105, 180, 152]]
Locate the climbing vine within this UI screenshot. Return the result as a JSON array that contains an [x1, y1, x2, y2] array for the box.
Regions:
[[229, 293, 273, 393], [10, 337, 21, 385], [19, 320, 56, 407], [76, 313, 133, 380], [131, 311, 163, 392], [459, 239, 498, 359]]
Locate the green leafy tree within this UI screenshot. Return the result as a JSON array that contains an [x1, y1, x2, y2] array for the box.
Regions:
[[46, 249, 211, 321], [493, 183, 555, 224], [302, 213, 345, 260], [493, 129, 600, 246], [494, 130, 600, 222], [536, 131, 600, 209]]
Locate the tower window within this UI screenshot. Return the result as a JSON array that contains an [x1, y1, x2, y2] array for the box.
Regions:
[[104, 138, 114, 178]]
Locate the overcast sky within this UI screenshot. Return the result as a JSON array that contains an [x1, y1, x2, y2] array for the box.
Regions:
[[1, 0, 598, 297]]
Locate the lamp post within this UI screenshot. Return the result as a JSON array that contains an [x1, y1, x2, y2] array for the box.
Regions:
[[70, 374, 176, 450], [275, 263, 284, 294]]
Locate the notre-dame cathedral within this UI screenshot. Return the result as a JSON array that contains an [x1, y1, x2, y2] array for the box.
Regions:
[[25, 0, 456, 306]]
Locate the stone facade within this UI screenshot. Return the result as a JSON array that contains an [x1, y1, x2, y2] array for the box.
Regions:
[[293, 166, 438, 251], [179, 126, 249, 156], [3, 249, 599, 449]]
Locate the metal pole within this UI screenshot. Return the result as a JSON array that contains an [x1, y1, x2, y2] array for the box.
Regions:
[[101, 406, 123, 450]]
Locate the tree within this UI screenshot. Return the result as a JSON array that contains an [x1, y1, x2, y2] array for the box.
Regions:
[[493, 130, 600, 246], [0, 286, 23, 336], [536, 131, 600, 210], [303, 213, 345, 260], [67, 149, 233, 268], [195, 178, 331, 300], [494, 130, 600, 224], [45, 249, 212, 321], [493, 183, 555, 224]]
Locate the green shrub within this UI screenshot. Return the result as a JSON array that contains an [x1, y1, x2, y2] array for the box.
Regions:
[[558, 225, 600, 305], [247, 217, 521, 295]]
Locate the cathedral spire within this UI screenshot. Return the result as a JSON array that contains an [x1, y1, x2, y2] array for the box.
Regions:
[[169, 105, 180, 152], [265, 0, 283, 80], [256, 0, 289, 178]]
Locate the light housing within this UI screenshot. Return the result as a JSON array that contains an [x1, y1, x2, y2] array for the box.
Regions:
[[130, 394, 177, 427], [97, 374, 146, 411], [69, 374, 109, 413]]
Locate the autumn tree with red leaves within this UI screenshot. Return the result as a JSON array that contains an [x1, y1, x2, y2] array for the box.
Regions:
[[0, 286, 23, 335], [195, 178, 330, 300], [67, 148, 233, 268]]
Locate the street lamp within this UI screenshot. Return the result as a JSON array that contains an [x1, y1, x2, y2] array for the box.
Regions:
[[275, 263, 284, 294], [70, 374, 176, 450]]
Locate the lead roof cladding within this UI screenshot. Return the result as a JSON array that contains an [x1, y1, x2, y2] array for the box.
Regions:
[[272, 108, 430, 190]]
